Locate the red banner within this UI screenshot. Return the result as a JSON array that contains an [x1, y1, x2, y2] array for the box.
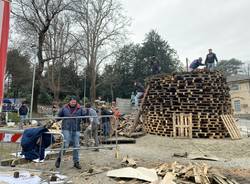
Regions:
[[0, 0, 11, 112]]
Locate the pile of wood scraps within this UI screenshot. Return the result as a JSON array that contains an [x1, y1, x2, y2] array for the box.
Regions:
[[107, 161, 239, 184], [117, 112, 146, 138], [107, 162, 238, 184], [156, 162, 239, 184]]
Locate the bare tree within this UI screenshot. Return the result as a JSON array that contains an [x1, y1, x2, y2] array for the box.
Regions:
[[72, 0, 129, 104], [12, 0, 69, 112], [44, 14, 78, 101]]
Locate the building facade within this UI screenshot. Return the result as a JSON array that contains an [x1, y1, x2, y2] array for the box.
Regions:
[[227, 75, 250, 116]]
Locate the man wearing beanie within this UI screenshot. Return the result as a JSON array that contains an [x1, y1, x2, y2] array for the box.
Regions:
[[55, 96, 85, 169]]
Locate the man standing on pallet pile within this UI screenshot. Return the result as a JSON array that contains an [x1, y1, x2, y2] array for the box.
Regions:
[[55, 96, 85, 169], [150, 56, 161, 75], [205, 48, 218, 71]]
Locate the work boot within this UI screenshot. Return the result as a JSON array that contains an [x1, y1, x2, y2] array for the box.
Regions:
[[73, 162, 82, 169], [55, 157, 61, 168]]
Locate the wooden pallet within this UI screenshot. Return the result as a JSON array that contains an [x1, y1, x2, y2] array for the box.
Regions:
[[173, 113, 192, 138], [221, 115, 241, 140]]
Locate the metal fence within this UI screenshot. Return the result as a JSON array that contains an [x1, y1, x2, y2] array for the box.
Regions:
[[0, 114, 118, 172]]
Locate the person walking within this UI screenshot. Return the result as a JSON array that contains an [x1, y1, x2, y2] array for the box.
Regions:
[[84, 103, 100, 149], [205, 48, 218, 71], [55, 96, 85, 169], [18, 102, 29, 129], [100, 105, 113, 141], [134, 81, 145, 108]]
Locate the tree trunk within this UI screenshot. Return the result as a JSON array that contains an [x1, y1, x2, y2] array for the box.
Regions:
[[90, 66, 96, 105], [33, 33, 45, 112], [110, 84, 114, 101], [54, 81, 60, 101]]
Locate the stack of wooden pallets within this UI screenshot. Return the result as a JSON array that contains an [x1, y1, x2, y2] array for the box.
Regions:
[[142, 71, 233, 139]]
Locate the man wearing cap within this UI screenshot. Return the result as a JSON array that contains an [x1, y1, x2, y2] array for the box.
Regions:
[[55, 96, 85, 169]]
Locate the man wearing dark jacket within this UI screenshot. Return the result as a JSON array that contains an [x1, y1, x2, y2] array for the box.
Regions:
[[189, 57, 204, 71], [100, 105, 113, 139], [18, 102, 29, 129], [21, 126, 54, 161], [205, 48, 218, 71], [134, 81, 144, 108], [151, 57, 161, 75], [55, 96, 85, 169], [84, 103, 100, 145]]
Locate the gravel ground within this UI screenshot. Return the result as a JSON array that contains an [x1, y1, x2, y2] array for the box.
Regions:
[[2, 134, 248, 183]]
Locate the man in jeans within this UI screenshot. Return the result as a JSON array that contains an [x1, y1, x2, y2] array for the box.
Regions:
[[84, 103, 100, 148], [18, 102, 29, 129], [55, 96, 85, 169], [100, 105, 113, 140], [134, 81, 145, 108], [205, 48, 218, 71]]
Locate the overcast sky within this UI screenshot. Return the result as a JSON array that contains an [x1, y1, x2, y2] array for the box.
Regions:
[[120, 0, 250, 64]]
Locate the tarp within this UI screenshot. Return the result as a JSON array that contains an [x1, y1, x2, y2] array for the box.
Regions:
[[0, 171, 41, 184], [0, 0, 11, 112]]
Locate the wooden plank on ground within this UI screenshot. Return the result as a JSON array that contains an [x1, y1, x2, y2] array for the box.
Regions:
[[193, 166, 201, 184], [102, 137, 136, 144], [160, 172, 176, 184], [0, 150, 73, 166]]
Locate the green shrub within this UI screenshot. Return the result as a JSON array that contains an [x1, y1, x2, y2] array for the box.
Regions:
[[38, 91, 53, 105], [7, 112, 19, 123]]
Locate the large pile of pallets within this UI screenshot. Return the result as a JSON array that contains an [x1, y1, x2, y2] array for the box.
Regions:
[[142, 71, 232, 138]]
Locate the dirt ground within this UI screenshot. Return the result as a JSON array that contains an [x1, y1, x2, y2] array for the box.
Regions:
[[3, 134, 249, 183]]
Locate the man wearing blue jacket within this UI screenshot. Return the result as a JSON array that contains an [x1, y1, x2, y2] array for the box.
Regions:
[[55, 96, 85, 169], [189, 57, 204, 71]]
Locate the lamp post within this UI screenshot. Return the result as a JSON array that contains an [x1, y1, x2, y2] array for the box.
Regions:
[[30, 62, 36, 119], [83, 72, 86, 107], [30, 45, 38, 119]]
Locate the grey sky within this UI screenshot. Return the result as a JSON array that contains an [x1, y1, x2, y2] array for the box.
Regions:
[[120, 0, 250, 63]]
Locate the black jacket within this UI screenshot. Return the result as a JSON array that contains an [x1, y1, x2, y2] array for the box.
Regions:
[[135, 82, 144, 93], [205, 53, 218, 64], [19, 105, 28, 115], [101, 109, 113, 123]]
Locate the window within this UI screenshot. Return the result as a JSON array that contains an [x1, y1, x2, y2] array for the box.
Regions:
[[230, 84, 240, 91], [234, 100, 241, 112]]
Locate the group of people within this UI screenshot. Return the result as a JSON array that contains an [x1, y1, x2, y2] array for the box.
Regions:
[[55, 96, 120, 169], [189, 48, 218, 72]]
